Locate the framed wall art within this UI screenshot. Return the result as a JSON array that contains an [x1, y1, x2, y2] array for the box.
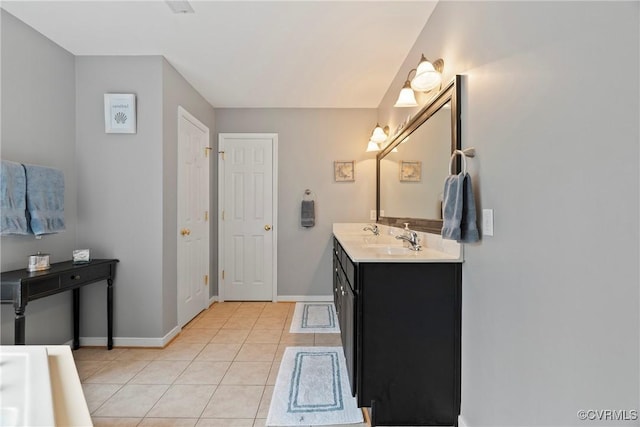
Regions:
[[334, 160, 355, 182], [104, 93, 136, 134], [400, 160, 422, 182]]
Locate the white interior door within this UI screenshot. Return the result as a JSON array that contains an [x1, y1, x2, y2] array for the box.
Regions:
[[177, 107, 210, 327], [219, 133, 277, 301]]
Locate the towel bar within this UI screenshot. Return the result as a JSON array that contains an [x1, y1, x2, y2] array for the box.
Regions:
[[457, 147, 475, 158], [449, 147, 475, 175]]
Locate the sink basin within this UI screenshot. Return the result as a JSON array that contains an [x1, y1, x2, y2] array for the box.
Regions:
[[373, 246, 412, 256]]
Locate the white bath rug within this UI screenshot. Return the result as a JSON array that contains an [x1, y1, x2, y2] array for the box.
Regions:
[[266, 346, 363, 426], [289, 302, 340, 334]]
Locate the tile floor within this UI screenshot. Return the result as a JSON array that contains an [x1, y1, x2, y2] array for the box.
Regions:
[[75, 301, 367, 427]]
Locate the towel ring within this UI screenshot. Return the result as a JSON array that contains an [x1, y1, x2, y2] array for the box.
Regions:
[[303, 189, 316, 201], [448, 147, 475, 175]]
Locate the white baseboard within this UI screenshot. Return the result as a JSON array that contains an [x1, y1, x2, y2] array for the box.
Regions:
[[211, 295, 332, 303], [276, 295, 333, 302], [458, 414, 469, 427], [75, 326, 181, 348]]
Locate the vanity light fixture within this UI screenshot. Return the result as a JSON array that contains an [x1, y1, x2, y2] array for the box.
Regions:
[[366, 140, 381, 152], [370, 124, 389, 143], [411, 55, 444, 92], [394, 70, 419, 107], [365, 124, 389, 153]]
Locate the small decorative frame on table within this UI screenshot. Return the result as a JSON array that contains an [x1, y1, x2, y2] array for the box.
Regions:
[[400, 160, 422, 182], [334, 160, 355, 182], [104, 93, 136, 134], [72, 249, 91, 265]]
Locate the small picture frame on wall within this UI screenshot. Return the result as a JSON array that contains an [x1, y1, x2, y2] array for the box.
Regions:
[[400, 160, 422, 182], [334, 160, 355, 182], [104, 93, 136, 134]]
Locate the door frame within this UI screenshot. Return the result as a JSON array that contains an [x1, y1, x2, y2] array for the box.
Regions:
[[217, 133, 278, 302], [177, 106, 210, 327]]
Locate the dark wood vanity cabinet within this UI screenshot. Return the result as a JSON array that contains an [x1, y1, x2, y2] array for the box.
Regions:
[[333, 237, 462, 426], [333, 238, 357, 396]]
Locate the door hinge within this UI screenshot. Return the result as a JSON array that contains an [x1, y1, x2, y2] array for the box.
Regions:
[[204, 275, 209, 286], [221, 270, 225, 280], [222, 210, 225, 221], [204, 147, 212, 157], [204, 211, 208, 221], [219, 151, 225, 160]]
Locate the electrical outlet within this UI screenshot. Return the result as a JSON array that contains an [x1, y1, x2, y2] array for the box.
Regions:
[[379, 210, 385, 217], [370, 210, 376, 220], [482, 209, 494, 236]]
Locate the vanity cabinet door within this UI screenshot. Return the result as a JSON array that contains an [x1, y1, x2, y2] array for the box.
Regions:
[[333, 238, 357, 397], [333, 253, 341, 316], [357, 262, 461, 426], [340, 279, 356, 397]]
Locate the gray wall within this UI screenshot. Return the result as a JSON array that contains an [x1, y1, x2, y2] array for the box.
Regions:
[[215, 109, 377, 297], [377, 2, 639, 426], [75, 56, 165, 339], [75, 56, 216, 340], [0, 10, 77, 345], [161, 58, 216, 334]]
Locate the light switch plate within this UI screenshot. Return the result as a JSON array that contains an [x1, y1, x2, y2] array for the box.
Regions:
[[482, 209, 494, 236], [370, 210, 376, 220]]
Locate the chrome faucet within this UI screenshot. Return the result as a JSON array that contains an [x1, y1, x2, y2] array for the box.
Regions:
[[396, 230, 422, 251], [363, 224, 380, 236]]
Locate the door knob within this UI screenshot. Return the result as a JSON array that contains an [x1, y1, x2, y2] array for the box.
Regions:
[[180, 228, 191, 236], [264, 225, 272, 231]]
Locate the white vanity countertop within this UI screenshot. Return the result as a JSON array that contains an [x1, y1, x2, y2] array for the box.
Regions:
[[333, 223, 463, 263]]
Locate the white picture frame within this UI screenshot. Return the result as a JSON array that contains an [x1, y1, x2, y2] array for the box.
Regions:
[[400, 160, 422, 182], [334, 160, 355, 182], [104, 93, 136, 134]]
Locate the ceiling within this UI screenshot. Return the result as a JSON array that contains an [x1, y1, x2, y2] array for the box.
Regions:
[[1, 1, 437, 108]]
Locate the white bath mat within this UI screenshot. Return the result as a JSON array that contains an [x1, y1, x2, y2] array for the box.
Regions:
[[266, 346, 363, 426], [290, 302, 340, 334]]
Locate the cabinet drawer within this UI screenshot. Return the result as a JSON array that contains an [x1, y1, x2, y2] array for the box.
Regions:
[[344, 259, 355, 290], [339, 248, 348, 270], [28, 277, 60, 298], [334, 238, 356, 289], [60, 264, 111, 288]]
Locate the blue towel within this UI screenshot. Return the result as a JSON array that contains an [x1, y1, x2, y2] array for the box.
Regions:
[[0, 160, 30, 235], [301, 200, 315, 228], [441, 173, 464, 240], [442, 172, 480, 243], [459, 174, 479, 243], [24, 164, 65, 235]]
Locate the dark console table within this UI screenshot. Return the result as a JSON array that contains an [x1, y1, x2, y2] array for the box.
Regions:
[[1, 259, 118, 350]]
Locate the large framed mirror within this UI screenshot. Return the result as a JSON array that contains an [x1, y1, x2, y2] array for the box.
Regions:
[[377, 75, 461, 234]]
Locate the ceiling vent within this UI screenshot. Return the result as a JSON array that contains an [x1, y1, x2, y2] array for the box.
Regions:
[[165, 1, 194, 14]]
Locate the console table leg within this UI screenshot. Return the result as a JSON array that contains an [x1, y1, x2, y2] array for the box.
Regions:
[[73, 288, 80, 350], [107, 278, 113, 350], [14, 307, 26, 345]]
